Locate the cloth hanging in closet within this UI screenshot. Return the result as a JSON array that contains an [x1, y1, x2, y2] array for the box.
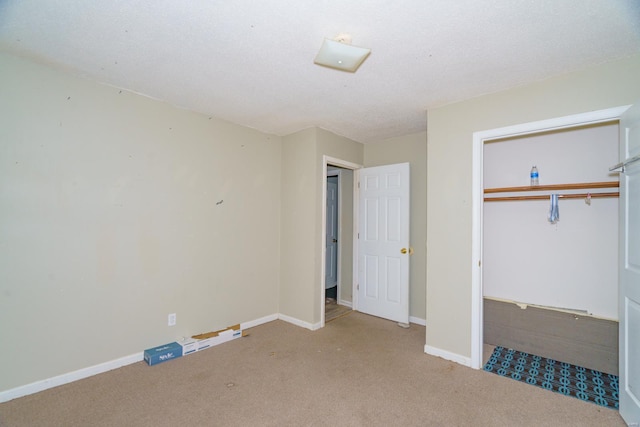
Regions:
[[548, 194, 560, 224]]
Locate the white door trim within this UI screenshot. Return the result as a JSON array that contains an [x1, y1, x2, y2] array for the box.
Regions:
[[321, 156, 362, 328], [470, 105, 631, 369]]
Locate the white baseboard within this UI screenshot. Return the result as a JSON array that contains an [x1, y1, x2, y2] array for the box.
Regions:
[[277, 313, 320, 330], [424, 345, 472, 368], [338, 300, 353, 308], [0, 313, 282, 403], [241, 313, 278, 330], [409, 316, 426, 326], [0, 352, 143, 403]]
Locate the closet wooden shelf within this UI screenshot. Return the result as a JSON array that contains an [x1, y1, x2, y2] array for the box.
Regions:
[[484, 181, 619, 202]]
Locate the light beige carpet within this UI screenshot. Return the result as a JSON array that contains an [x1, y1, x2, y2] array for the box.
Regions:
[[0, 312, 625, 426]]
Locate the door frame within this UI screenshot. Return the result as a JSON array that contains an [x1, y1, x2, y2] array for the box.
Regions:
[[470, 105, 631, 369], [320, 155, 362, 327]]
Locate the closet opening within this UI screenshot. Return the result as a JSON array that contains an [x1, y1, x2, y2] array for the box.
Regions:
[[480, 121, 620, 374], [470, 106, 629, 369]]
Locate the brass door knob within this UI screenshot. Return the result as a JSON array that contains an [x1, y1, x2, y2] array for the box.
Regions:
[[401, 247, 414, 255]]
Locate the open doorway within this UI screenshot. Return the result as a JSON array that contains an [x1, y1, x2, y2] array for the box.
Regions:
[[324, 166, 354, 323], [320, 156, 361, 327]]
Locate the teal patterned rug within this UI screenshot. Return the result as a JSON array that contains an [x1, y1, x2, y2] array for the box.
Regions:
[[484, 346, 618, 409]]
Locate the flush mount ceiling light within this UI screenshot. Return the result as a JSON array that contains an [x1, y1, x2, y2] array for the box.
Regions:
[[314, 34, 371, 73]]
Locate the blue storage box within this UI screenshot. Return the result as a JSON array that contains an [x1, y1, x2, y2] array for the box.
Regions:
[[144, 342, 183, 366]]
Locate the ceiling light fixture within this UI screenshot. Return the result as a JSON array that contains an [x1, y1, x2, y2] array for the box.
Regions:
[[314, 34, 371, 73]]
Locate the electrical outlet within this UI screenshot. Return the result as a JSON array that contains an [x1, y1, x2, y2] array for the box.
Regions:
[[168, 313, 176, 326]]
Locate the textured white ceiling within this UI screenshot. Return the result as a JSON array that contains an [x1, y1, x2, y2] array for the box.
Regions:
[[1, 1, 639, 143]]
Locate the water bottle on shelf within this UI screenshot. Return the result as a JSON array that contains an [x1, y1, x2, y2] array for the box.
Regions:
[[530, 166, 539, 186]]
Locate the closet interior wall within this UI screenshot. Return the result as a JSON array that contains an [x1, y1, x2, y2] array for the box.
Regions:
[[482, 122, 620, 374]]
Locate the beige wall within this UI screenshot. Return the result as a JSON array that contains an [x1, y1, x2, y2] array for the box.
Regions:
[[279, 128, 318, 323], [426, 54, 640, 359], [0, 52, 365, 392], [364, 132, 428, 321], [0, 53, 282, 391], [279, 128, 364, 326]]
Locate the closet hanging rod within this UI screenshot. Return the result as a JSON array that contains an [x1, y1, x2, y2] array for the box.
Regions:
[[484, 181, 618, 194], [484, 192, 619, 202], [609, 153, 640, 173]]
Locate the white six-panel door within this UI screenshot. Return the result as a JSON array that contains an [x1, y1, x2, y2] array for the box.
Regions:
[[618, 102, 640, 425], [357, 163, 410, 324]]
